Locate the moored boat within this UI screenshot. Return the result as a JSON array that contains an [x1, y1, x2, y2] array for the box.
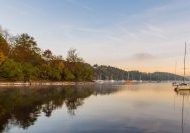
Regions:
[[174, 42, 190, 90]]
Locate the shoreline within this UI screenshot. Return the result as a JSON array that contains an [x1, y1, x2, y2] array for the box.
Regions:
[[0, 81, 95, 87]]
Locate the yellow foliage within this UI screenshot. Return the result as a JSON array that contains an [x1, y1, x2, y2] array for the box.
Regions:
[[0, 52, 5, 63]]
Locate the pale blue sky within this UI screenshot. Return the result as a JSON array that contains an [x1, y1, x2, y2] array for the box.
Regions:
[[0, 0, 190, 73]]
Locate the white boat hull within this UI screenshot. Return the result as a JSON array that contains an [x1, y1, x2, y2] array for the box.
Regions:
[[175, 84, 190, 91]]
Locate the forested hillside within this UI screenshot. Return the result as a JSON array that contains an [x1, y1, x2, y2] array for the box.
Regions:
[[93, 65, 184, 81]]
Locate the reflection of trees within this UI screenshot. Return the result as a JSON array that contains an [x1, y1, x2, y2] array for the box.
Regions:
[[65, 98, 84, 115], [93, 84, 122, 96], [42, 101, 57, 117], [0, 84, 121, 132]]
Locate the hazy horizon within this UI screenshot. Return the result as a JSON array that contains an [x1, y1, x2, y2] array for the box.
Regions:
[[1, 0, 190, 75]]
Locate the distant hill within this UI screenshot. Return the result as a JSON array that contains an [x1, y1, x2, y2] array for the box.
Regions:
[[93, 65, 185, 81]]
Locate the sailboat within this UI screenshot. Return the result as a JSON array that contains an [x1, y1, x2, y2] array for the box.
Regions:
[[126, 72, 132, 83], [95, 74, 104, 84], [175, 42, 190, 91], [139, 74, 143, 83]]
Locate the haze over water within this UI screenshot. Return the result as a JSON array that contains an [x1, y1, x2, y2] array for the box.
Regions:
[[0, 83, 189, 133]]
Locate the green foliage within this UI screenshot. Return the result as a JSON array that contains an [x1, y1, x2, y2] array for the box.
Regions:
[[62, 67, 75, 81], [49, 67, 62, 80], [38, 63, 51, 80], [74, 62, 93, 81], [38, 62, 62, 81], [11, 33, 42, 65], [63, 62, 93, 81], [14, 33, 39, 52], [0, 59, 23, 80], [22, 62, 38, 81], [0, 28, 94, 82]]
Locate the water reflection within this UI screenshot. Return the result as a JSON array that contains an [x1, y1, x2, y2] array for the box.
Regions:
[[0, 84, 122, 133], [1, 83, 190, 133], [175, 89, 190, 133]]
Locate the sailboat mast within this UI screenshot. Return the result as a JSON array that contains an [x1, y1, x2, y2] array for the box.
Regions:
[[175, 62, 177, 82], [183, 42, 187, 82], [127, 72, 130, 80]]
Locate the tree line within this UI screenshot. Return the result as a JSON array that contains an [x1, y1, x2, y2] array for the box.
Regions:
[[0, 27, 184, 82], [0, 30, 93, 82], [93, 65, 184, 81]]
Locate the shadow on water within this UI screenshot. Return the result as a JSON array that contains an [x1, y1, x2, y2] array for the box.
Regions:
[[0, 84, 123, 133]]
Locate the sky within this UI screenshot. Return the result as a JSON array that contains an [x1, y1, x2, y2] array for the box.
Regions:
[[0, 0, 190, 74]]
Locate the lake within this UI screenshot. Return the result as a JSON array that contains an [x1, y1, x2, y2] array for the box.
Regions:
[[0, 83, 189, 133]]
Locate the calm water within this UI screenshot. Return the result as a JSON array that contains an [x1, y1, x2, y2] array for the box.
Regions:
[[0, 83, 190, 133]]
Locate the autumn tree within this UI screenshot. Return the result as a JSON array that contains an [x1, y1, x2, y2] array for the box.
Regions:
[[0, 52, 6, 65], [42, 49, 53, 60], [0, 33, 10, 56], [11, 33, 42, 65], [66, 48, 83, 63]]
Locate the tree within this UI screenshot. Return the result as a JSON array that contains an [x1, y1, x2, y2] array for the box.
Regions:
[[11, 33, 42, 65], [14, 33, 39, 51], [62, 67, 75, 81], [0, 52, 6, 65], [42, 49, 53, 60], [0, 34, 10, 56], [38, 62, 62, 81], [66, 49, 83, 63], [22, 63, 38, 82], [0, 59, 23, 80], [73, 63, 93, 81], [48, 67, 62, 80], [64, 62, 93, 81]]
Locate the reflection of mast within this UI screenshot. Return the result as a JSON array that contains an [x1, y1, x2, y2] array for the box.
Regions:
[[138, 74, 142, 83], [173, 93, 176, 111], [99, 74, 101, 80], [126, 71, 132, 83], [174, 89, 190, 133], [149, 73, 152, 81], [127, 72, 130, 80], [181, 95, 184, 133]]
